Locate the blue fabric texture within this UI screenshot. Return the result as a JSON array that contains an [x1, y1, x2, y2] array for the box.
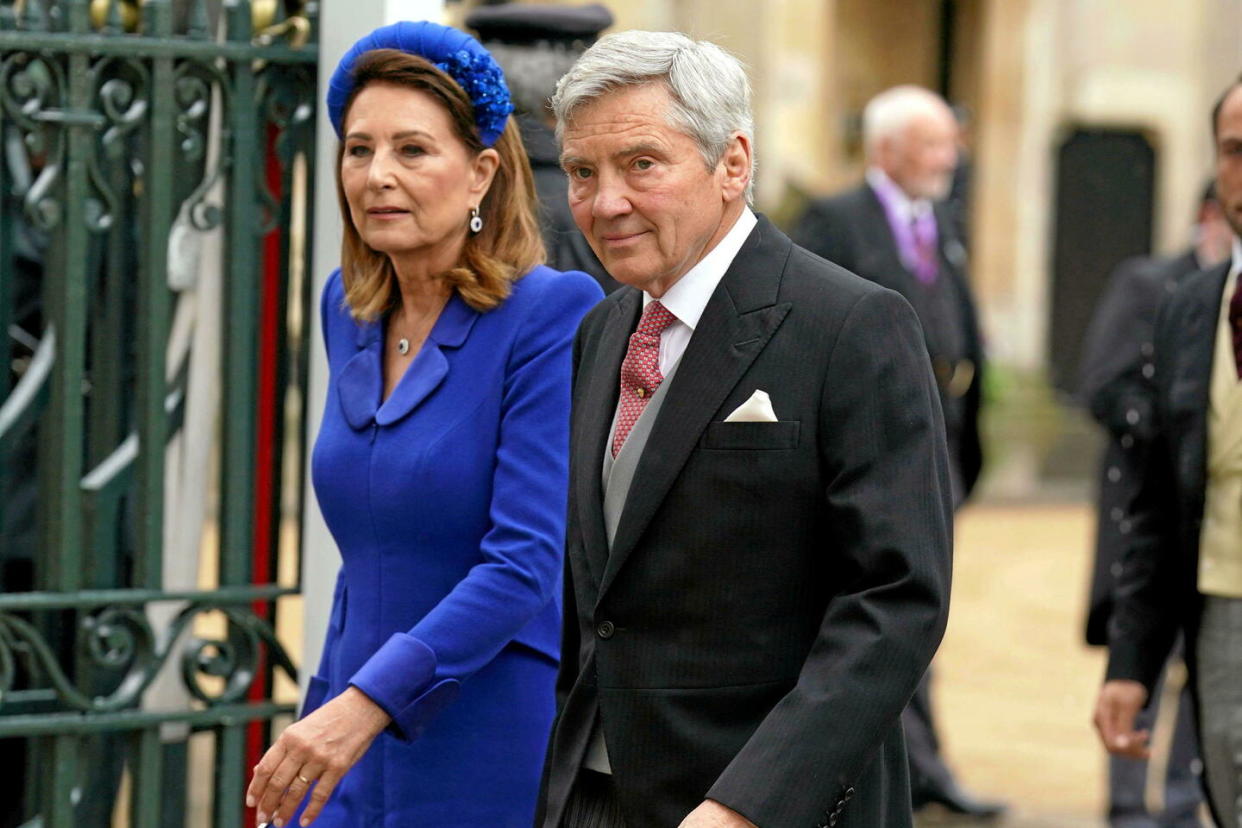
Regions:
[[327, 20, 514, 146], [303, 265, 602, 826]]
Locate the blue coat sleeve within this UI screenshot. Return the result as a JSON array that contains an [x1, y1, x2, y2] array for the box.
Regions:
[[348, 270, 603, 740]]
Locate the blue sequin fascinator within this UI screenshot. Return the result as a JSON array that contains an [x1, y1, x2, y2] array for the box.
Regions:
[[327, 21, 514, 147]]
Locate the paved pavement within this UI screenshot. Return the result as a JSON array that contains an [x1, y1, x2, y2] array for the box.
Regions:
[[922, 501, 1209, 828]]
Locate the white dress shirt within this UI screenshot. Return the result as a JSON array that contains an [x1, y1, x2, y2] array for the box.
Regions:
[[644, 207, 758, 375]]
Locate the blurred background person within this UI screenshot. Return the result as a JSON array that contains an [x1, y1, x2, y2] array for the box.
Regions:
[[1094, 74, 1242, 828], [466, 1, 619, 294], [791, 84, 1000, 821], [1078, 181, 1231, 827], [245, 21, 602, 828]]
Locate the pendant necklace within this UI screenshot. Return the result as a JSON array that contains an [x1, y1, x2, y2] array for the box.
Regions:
[[393, 293, 448, 357]]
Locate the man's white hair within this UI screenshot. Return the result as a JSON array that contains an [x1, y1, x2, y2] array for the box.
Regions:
[[862, 85, 953, 159], [551, 30, 756, 202]]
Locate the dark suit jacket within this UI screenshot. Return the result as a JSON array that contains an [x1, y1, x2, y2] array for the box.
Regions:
[[792, 184, 985, 499], [1105, 261, 1230, 828], [1077, 250, 1200, 645], [538, 216, 954, 828]]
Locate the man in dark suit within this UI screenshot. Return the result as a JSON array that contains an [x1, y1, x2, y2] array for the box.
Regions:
[[1094, 76, 1242, 828], [537, 31, 952, 828], [791, 85, 998, 820], [1078, 183, 1231, 826]]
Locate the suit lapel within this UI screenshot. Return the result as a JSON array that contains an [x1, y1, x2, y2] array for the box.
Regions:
[[575, 290, 640, 587], [598, 217, 793, 598]]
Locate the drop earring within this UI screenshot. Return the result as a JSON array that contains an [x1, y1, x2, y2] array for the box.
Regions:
[[469, 207, 483, 234]]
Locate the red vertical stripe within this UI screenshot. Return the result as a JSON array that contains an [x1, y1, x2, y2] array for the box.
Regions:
[[245, 123, 283, 824]]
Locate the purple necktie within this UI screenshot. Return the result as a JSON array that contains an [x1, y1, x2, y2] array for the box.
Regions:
[[911, 214, 939, 285]]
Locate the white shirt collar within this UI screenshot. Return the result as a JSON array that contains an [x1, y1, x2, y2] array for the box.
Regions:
[[1231, 235, 1242, 277], [643, 207, 757, 331], [865, 166, 933, 221]]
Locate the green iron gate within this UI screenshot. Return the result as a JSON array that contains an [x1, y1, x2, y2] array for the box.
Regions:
[[0, 0, 317, 823]]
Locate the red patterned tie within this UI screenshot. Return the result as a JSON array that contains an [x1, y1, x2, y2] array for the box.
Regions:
[[612, 300, 678, 457], [1231, 277, 1242, 379]]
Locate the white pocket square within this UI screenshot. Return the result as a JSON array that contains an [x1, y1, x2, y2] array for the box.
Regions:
[[724, 389, 778, 423]]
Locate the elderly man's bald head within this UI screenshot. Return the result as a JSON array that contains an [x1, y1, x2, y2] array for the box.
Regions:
[[863, 85, 958, 201]]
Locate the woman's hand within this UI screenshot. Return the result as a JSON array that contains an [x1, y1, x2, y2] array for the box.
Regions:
[[247, 686, 391, 826]]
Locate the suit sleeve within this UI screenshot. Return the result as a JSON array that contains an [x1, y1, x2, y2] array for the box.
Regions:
[[1104, 298, 1183, 697], [348, 272, 604, 740], [554, 320, 591, 710], [708, 289, 953, 827], [1077, 259, 1161, 441]]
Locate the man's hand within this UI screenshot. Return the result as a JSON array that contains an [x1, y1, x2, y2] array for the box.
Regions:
[[247, 686, 391, 826], [678, 800, 759, 828], [1093, 679, 1150, 759]]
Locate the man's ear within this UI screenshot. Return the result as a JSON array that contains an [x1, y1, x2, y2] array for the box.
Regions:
[[719, 132, 752, 202]]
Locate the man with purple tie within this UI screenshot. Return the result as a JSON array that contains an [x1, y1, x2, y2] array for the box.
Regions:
[[793, 85, 999, 820]]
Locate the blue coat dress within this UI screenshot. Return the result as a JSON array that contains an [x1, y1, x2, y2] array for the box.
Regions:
[[301, 265, 602, 827]]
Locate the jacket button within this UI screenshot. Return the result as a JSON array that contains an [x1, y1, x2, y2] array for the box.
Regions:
[[597, 621, 615, 639]]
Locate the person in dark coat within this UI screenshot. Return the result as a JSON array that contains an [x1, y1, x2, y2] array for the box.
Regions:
[[538, 32, 952, 828], [791, 85, 999, 820], [466, 2, 619, 294], [1078, 183, 1231, 827], [1094, 76, 1242, 828]]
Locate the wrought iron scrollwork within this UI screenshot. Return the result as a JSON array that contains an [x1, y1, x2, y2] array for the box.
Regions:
[[0, 50, 67, 230], [254, 61, 314, 233], [86, 56, 149, 232], [0, 602, 298, 712], [174, 58, 229, 231]]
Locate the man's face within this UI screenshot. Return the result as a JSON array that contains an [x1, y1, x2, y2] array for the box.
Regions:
[[879, 107, 958, 202], [559, 83, 747, 296], [1215, 85, 1242, 239]]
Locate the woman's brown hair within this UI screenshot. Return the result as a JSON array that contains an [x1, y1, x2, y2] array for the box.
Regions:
[[336, 49, 545, 320]]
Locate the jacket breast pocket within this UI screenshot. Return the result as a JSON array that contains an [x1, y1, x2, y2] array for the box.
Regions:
[[698, 420, 800, 451]]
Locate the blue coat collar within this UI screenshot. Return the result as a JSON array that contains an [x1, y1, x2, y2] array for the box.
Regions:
[[338, 293, 480, 429]]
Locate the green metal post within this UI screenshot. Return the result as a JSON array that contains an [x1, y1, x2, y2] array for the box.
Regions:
[[134, 0, 174, 592], [42, 0, 91, 595], [217, 3, 259, 822], [47, 734, 79, 825], [129, 726, 163, 828]]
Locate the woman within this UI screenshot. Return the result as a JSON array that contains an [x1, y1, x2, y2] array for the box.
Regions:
[[245, 21, 602, 828]]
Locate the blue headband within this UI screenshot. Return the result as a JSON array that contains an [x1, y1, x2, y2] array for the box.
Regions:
[[327, 21, 514, 147]]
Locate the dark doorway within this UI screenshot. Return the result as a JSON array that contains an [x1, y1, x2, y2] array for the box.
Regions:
[[1049, 128, 1156, 392]]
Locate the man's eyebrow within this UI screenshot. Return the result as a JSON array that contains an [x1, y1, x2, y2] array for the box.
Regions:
[[617, 142, 664, 159], [560, 143, 666, 169]]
